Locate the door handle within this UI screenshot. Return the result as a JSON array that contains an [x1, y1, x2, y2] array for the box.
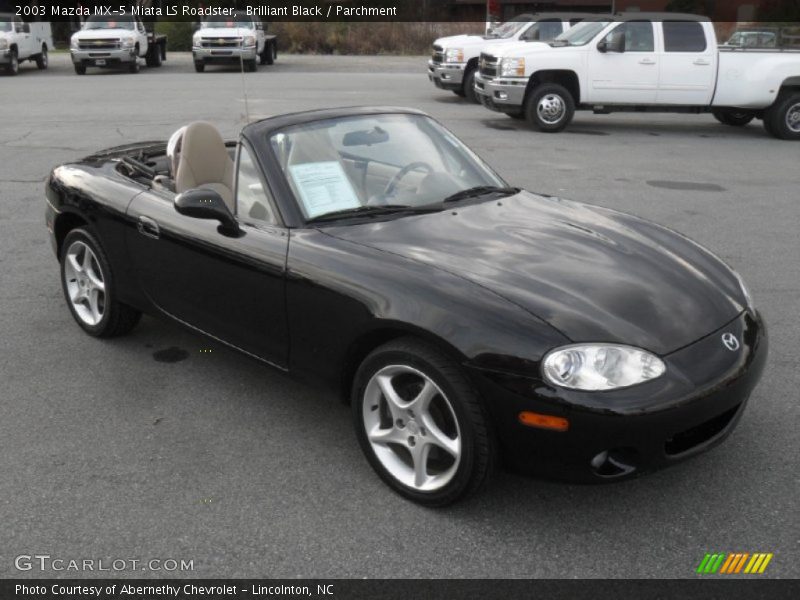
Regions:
[[694, 59, 711, 66], [137, 215, 160, 239], [639, 58, 656, 65]]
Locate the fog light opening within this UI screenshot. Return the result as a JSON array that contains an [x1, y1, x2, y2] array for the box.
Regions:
[[495, 91, 508, 100], [590, 447, 639, 478]]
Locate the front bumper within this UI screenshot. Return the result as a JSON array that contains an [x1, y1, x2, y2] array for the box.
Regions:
[[474, 72, 528, 112], [71, 48, 137, 66], [471, 309, 768, 482], [427, 59, 466, 90], [193, 47, 257, 63], [0, 50, 11, 64]]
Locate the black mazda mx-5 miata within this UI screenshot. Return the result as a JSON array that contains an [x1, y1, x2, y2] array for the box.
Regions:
[[46, 107, 767, 506]]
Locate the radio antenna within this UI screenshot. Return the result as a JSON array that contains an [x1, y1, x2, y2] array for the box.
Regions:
[[239, 53, 252, 124]]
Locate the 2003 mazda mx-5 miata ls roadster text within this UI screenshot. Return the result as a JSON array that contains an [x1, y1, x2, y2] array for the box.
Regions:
[[45, 107, 767, 506]]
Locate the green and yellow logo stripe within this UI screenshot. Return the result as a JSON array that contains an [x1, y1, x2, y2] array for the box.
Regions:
[[696, 552, 773, 574]]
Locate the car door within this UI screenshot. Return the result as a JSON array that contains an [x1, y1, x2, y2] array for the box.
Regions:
[[125, 141, 289, 368], [135, 18, 148, 55], [14, 17, 32, 58], [587, 21, 659, 104], [656, 21, 717, 105]]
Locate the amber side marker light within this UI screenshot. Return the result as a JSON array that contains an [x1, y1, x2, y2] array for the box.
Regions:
[[519, 411, 569, 432]]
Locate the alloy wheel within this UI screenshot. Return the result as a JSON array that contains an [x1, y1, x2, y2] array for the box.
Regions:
[[538, 94, 566, 124], [63, 240, 106, 326], [786, 102, 800, 133], [362, 364, 461, 492]]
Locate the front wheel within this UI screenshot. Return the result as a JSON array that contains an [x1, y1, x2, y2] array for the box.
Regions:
[[60, 229, 141, 338], [462, 67, 478, 104], [245, 58, 257, 72], [712, 108, 754, 127], [74, 63, 86, 75], [145, 46, 162, 67], [5, 49, 18, 75], [35, 45, 48, 69], [764, 92, 800, 140], [194, 61, 205, 73], [352, 338, 495, 506], [524, 83, 575, 132], [128, 58, 140, 73]]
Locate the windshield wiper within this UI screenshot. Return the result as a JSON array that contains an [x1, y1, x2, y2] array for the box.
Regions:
[[441, 186, 520, 204], [306, 204, 440, 224]]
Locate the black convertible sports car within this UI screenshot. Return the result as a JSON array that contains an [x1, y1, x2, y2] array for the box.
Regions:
[[46, 107, 767, 506]]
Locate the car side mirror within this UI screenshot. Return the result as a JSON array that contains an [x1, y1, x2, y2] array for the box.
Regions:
[[175, 189, 241, 236], [192, 22, 200, 32], [22, 23, 31, 33], [598, 33, 625, 53]]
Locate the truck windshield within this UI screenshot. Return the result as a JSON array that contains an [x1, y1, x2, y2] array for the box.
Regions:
[[488, 19, 530, 39], [268, 113, 509, 222], [83, 16, 135, 30], [203, 17, 255, 29], [0, 19, 12, 32], [553, 20, 610, 46]]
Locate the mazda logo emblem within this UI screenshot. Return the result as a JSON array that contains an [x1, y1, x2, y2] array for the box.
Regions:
[[721, 332, 740, 352]]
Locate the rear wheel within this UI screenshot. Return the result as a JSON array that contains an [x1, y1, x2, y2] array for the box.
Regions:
[[145, 45, 162, 67], [5, 49, 18, 75], [463, 67, 478, 104], [764, 92, 800, 140], [35, 45, 48, 69], [712, 108, 755, 127], [194, 61, 205, 73], [352, 338, 495, 506], [524, 83, 575, 132], [74, 63, 86, 75], [60, 229, 141, 338]]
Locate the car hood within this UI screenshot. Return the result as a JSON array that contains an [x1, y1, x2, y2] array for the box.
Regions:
[[434, 34, 516, 49], [490, 40, 558, 58], [326, 192, 744, 355], [73, 28, 136, 40]]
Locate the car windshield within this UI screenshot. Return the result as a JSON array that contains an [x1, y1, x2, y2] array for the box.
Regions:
[[204, 17, 254, 29], [269, 113, 508, 222], [0, 19, 12, 32], [83, 15, 135, 30], [554, 20, 610, 46], [488, 18, 530, 39]]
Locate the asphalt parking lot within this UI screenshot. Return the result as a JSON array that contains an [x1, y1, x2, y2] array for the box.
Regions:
[[1, 52, 798, 579]]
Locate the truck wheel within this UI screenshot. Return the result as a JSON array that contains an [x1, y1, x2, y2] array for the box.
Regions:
[[35, 45, 48, 70], [145, 46, 162, 67], [712, 109, 754, 127], [525, 83, 575, 133], [128, 59, 140, 74], [245, 58, 257, 72], [462, 67, 478, 104], [264, 42, 275, 65], [508, 111, 525, 120], [765, 92, 800, 140], [194, 61, 205, 73], [5, 49, 18, 75], [74, 63, 86, 75]]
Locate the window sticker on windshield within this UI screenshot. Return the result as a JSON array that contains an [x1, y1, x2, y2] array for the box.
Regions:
[[288, 161, 360, 218]]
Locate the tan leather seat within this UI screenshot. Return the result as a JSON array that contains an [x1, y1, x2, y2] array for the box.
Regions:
[[175, 122, 235, 212]]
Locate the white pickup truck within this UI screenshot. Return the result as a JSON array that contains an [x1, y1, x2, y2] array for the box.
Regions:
[[0, 13, 52, 76], [192, 12, 277, 73], [428, 13, 587, 103], [70, 13, 167, 75], [474, 14, 800, 140]]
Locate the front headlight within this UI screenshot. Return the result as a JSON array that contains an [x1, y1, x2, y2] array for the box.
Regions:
[[500, 57, 526, 77], [69, 37, 79, 50], [444, 48, 464, 63], [192, 34, 201, 47], [0, 39, 9, 51], [121, 37, 136, 49], [243, 36, 256, 47], [543, 344, 666, 391]]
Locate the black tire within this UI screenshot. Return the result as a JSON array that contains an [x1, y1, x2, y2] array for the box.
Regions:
[[508, 111, 526, 120], [245, 58, 257, 72], [352, 337, 496, 507], [5, 48, 19, 75], [145, 45, 162, 67], [463, 67, 478, 104], [59, 228, 141, 338], [524, 83, 576, 133], [712, 108, 754, 127], [194, 61, 205, 73], [74, 63, 86, 75], [35, 45, 48, 70], [128, 57, 140, 73], [453, 89, 466, 98], [763, 91, 800, 140]]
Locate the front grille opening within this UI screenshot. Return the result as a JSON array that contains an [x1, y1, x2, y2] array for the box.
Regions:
[[665, 404, 740, 456]]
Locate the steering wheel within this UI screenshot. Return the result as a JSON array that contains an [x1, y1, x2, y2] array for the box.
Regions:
[[384, 161, 434, 197]]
